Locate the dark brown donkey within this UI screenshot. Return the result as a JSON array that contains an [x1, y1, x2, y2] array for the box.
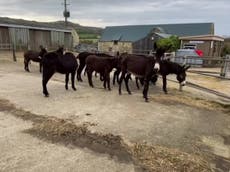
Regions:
[[158, 60, 190, 94], [77, 52, 114, 82], [126, 60, 190, 94], [24, 45, 47, 72], [42, 47, 78, 97], [118, 53, 159, 102], [85, 55, 119, 90]]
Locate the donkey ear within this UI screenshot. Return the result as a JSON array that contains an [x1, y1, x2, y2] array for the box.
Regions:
[[184, 65, 191, 71]]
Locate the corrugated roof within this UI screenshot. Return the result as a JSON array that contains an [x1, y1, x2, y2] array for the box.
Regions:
[[100, 23, 214, 42], [0, 23, 72, 33]]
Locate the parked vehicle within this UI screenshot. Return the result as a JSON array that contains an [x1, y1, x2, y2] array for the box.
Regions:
[[175, 49, 203, 57], [174, 49, 203, 66]]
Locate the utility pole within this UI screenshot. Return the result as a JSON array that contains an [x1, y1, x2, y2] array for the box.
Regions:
[[62, 0, 70, 27]]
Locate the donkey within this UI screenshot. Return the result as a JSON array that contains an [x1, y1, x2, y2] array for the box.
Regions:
[[76, 52, 114, 82], [128, 60, 190, 93], [158, 60, 190, 94], [42, 47, 78, 97], [118, 53, 160, 102], [85, 55, 119, 90], [24, 45, 47, 72]]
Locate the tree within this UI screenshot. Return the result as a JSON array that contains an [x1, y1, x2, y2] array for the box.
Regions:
[[156, 35, 180, 52], [221, 45, 230, 57]]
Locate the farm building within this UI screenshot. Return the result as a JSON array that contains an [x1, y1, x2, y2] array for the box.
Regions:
[[0, 23, 74, 51], [179, 35, 224, 57], [98, 23, 219, 55]]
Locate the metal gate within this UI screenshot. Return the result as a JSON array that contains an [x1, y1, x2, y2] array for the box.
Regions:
[[221, 55, 230, 79]]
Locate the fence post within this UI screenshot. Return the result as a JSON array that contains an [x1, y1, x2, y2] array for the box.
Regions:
[[12, 43, 17, 62], [183, 56, 187, 65], [220, 57, 225, 77]]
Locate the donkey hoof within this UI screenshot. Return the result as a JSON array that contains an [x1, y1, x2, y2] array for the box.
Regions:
[[164, 91, 168, 94], [73, 87, 77, 91], [128, 92, 132, 95], [145, 99, 149, 102], [44, 94, 49, 97]]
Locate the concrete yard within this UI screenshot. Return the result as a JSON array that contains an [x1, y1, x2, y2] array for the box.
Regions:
[[0, 52, 230, 172]]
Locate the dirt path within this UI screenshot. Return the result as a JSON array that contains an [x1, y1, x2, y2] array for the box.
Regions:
[[0, 55, 230, 171]]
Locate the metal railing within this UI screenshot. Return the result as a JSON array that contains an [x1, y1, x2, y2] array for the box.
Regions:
[[171, 55, 230, 79], [0, 43, 17, 61], [0, 43, 12, 50]]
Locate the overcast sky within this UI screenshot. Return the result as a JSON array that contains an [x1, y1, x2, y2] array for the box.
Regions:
[[0, 0, 229, 36]]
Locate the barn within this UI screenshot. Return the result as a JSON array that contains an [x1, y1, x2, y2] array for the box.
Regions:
[[0, 23, 74, 51], [98, 23, 216, 55]]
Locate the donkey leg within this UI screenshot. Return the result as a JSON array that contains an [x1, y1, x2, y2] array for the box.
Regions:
[[116, 70, 120, 84], [106, 72, 111, 91], [24, 59, 30, 72], [112, 70, 117, 85], [65, 73, 69, 90], [86, 69, 94, 88], [118, 72, 126, 95], [71, 71, 77, 91], [162, 75, 168, 94], [103, 74, 106, 89], [143, 79, 150, 102], [24, 59, 27, 71], [39, 62, 42, 73], [42, 70, 54, 97], [77, 64, 84, 82], [135, 77, 140, 89], [124, 74, 131, 94], [113, 70, 119, 85]]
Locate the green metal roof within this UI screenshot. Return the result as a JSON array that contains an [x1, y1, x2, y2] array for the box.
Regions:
[[100, 23, 214, 42]]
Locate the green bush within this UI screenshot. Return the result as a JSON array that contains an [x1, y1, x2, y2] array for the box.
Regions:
[[221, 45, 230, 57], [156, 35, 180, 52]]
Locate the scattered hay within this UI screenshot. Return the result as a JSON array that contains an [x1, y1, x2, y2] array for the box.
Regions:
[[130, 143, 212, 172], [150, 91, 230, 113], [26, 117, 212, 172], [26, 117, 133, 163], [0, 99, 14, 111]]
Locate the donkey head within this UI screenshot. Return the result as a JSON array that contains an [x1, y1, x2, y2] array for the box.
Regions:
[[39, 47, 47, 57], [56, 46, 64, 56], [177, 65, 190, 86]]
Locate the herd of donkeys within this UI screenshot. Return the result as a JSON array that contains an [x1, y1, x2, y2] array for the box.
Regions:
[[23, 45, 190, 102]]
